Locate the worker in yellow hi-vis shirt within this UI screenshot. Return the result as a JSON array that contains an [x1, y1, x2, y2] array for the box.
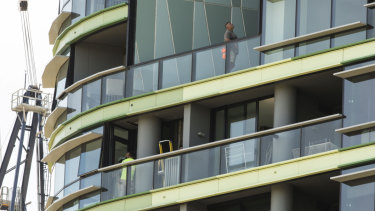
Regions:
[[120, 152, 135, 194]]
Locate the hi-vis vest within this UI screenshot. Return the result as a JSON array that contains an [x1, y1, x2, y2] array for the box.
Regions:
[[121, 158, 135, 180]]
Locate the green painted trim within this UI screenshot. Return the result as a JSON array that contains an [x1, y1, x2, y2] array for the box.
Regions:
[[338, 141, 375, 152], [338, 157, 375, 169], [292, 37, 375, 61], [78, 191, 150, 211], [341, 53, 375, 66], [53, 3, 128, 55]]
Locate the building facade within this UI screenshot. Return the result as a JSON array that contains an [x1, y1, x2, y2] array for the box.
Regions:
[[42, 0, 375, 210]]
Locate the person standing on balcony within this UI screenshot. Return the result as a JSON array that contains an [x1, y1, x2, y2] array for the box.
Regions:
[[224, 22, 238, 71], [120, 152, 135, 195]]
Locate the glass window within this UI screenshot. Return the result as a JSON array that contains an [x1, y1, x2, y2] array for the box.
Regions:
[[86, 0, 105, 16], [258, 98, 274, 131], [72, 0, 86, 23], [194, 46, 225, 81], [263, 45, 294, 64], [332, 0, 367, 47], [297, 37, 330, 56], [134, 0, 156, 63], [79, 191, 101, 209], [242, 0, 261, 37], [298, 0, 331, 36], [127, 62, 159, 97], [205, 3, 231, 45], [161, 54, 192, 89], [226, 36, 260, 73], [79, 139, 102, 175], [82, 79, 101, 112], [63, 199, 79, 211], [344, 73, 375, 127], [301, 119, 342, 156], [102, 71, 125, 104], [168, 0, 194, 54], [80, 173, 102, 189], [64, 147, 80, 185], [154, 0, 174, 59], [261, 129, 301, 165], [264, 0, 296, 44], [226, 103, 256, 138], [193, 1, 210, 49], [101, 168, 125, 201], [341, 182, 375, 211], [64, 181, 79, 196], [54, 156, 65, 195], [221, 139, 259, 174], [367, 7, 375, 39], [343, 128, 375, 148], [56, 61, 69, 98], [106, 0, 126, 7], [67, 88, 82, 119]]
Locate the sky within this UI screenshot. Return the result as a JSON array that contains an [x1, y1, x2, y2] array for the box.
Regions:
[[0, 0, 58, 210]]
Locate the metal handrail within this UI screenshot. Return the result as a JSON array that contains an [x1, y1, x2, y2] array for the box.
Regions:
[[98, 113, 343, 172]]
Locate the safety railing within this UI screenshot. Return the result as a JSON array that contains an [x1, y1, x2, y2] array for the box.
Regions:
[[11, 88, 52, 114]]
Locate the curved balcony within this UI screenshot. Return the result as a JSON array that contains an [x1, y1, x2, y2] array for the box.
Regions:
[[47, 114, 344, 210], [50, 0, 128, 45], [46, 35, 375, 146], [52, 2, 127, 56]]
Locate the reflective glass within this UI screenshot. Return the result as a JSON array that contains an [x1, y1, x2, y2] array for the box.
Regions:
[[106, 0, 127, 7], [242, 0, 260, 37], [82, 79, 101, 112], [221, 139, 259, 174], [64, 181, 79, 196], [368, 8, 375, 39], [67, 88, 82, 119], [154, 155, 181, 189], [263, 45, 294, 64], [301, 120, 342, 156], [161, 54, 192, 89], [79, 191, 100, 209], [298, 0, 330, 36], [61, 0, 72, 12], [64, 147, 81, 185], [231, 7, 245, 38], [333, 0, 367, 47], [80, 173, 101, 189], [62, 199, 79, 211], [341, 182, 375, 211], [205, 3, 231, 45], [102, 71, 125, 104], [195, 46, 225, 81], [134, 0, 156, 63], [344, 73, 375, 127], [227, 103, 256, 138], [72, 0, 86, 23], [168, 0, 194, 54], [343, 128, 375, 148], [297, 37, 330, 56], [260, 129, 301, 165], [128, 161, 154, 194], [127, 62, 159, 97], [101, 168, 125, 201], [86, 0, 105, 16], [226, 36, 260, 73], [155, 0, 174, 59], [205, 0, 230, 6], [181, 147, 220, 182], [193, 1, 210, 49], [79, 139, 102, 175], [56, 61, 69, 98], [264, 0, 296, 44], [54, 156, 65, 195]]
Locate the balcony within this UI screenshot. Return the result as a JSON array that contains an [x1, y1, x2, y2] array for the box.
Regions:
[[47, 114, 343, 210]]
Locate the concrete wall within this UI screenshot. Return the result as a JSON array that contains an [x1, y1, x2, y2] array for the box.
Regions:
[[74, 42, 124, 82], [183, 103, 211, 148]]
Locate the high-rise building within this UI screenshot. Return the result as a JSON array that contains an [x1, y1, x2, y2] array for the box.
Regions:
[[42, 0, 375, 210]]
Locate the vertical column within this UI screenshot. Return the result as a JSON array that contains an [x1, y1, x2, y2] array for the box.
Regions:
[[271, 83, 296, 211], [135, 114, 161, 193], [183, 103, 210, 148], [136, 114, 161, 158]]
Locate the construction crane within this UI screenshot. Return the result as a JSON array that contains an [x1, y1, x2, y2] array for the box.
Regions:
[[0, 1, 51, 211]]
